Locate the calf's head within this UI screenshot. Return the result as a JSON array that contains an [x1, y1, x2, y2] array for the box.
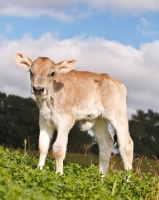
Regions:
[[14, 53, 76, 98]]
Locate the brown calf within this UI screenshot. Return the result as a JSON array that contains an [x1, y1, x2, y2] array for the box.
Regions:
[[14, 53, 133, 176]]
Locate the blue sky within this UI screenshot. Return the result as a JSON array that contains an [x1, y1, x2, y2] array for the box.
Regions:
[[0, 5, 159, 48], [0, 0, 159, 117]]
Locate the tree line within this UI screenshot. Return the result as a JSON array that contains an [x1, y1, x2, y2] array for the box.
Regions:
[[0, 92, 92, 154], [0, 91, 159, 158]]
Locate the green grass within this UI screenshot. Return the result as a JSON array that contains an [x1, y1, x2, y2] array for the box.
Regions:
[[24, 149, 159, 174], [1, 147, 159, 199]]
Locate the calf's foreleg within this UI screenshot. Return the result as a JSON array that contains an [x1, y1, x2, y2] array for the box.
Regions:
[[53, 115, 75, 175], [38, 115, 54, 169]]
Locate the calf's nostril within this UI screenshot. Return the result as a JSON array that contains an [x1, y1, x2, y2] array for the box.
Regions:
[[33, 86, 44, 94]]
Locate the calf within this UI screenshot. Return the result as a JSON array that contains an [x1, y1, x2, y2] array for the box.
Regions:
[[14, 53, 133, 176]]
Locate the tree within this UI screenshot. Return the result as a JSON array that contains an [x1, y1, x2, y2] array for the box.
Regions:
[[129, 109, 159, 158], [67, 123, 93, 154], [0, 92, 39, 149], [0, 92, 93, 153]]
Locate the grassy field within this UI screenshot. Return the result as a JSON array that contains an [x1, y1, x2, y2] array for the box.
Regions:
[[65, 153, 159, 173], [66, 154, 159, 179], [25, 149, 159, 174], [1, 147, 159, 199]]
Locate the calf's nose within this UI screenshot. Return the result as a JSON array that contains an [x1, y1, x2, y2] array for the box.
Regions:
[[33, 86, 44, 95]]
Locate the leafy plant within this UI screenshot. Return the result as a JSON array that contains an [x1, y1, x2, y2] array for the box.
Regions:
[[0, 147, 159, 200]]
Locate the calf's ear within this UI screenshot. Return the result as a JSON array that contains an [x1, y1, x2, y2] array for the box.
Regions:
[[14, 53, 33, 70], [56, 59, 77, 73]]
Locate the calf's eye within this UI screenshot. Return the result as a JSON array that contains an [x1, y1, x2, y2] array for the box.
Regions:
[[50, 72, 55, 77]]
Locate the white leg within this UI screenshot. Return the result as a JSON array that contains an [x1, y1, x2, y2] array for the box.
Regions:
[[38, 115, 54, 169], [93, 118, 113, 177], [53, 115, 75, 175], [111, 115, 134, 170]]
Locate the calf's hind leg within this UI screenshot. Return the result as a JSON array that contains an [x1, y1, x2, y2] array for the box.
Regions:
[[111, 115, 134, 170], [93, 118, 114, 177]]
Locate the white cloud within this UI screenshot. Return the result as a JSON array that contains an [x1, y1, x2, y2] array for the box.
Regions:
[[141, 29, 159, 37], [0, 0, 93, 21], [87, 0, 159, 14], [0, 33, 159, 118], [137, 17, 159, 38], [140, 17, 149, 27], [0, 21, 13, 37], [0, 0, 159, 20]]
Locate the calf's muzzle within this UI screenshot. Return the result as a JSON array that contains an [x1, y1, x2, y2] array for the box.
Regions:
[[33, 86, 44, 95]]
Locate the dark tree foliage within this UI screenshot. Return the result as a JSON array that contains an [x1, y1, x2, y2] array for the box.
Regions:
[[0, 92, 39, 149], [50, 124, 93, 154], [0, 92, 93, 153], [2, 91, 159, 158], [90, 143, 99, 155], [129, 109, 159, 158], [67, 123, 93, 154]]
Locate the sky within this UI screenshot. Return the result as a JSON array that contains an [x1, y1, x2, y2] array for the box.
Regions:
[[0, 0, 159, 118]]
